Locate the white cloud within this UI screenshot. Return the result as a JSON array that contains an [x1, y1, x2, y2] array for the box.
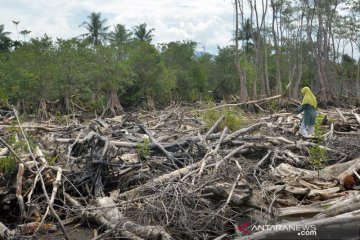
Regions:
[[0, 0, 235, 54]]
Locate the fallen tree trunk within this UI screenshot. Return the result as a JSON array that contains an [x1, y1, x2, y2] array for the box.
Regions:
[[139, 124, 183, 167], [65, 194, 172, 240], [236, 209, 360, 240]]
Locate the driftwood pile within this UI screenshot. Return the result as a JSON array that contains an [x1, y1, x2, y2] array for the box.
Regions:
[[0, 104, 359, 239]]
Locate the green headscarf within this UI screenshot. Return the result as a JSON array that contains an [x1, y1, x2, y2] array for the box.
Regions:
[[301, 87, 317, 108]]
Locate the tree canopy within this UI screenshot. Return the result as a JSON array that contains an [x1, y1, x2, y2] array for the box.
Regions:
[[0, 2, 360, 114]]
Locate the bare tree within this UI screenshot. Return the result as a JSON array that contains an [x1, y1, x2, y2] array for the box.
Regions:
[[235, 0, 248, 101], [248, 0, 269, 98], [270, 0, 282, 95]]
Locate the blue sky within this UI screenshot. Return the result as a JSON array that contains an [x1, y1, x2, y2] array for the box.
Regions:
[[1, 0, 235, 54]]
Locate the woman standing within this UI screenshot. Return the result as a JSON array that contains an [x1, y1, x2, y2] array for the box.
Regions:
[[295, 87, 317, 137]]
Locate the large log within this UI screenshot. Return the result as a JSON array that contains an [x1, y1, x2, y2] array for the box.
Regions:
[[235, 209, 360, 240], [274, 158, 360, 181], [65, 194, 172, 240], [279, 192, 360, 218]]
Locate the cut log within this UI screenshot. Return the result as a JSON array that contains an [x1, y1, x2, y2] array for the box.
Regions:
[[308, 187, 341, 198], [279, 203, 325, 218], [314, 193, 360, 219], [337, 158, 360, 185], [235, 209, 360, 240], [65, 194, 172, 240], [274, 159, 360, 181]]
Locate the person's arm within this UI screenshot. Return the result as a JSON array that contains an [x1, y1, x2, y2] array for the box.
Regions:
[[294, 105, 304, 114]]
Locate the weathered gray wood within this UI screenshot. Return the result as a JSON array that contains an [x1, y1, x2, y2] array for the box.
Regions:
[[236, 210, 360, 240], [202, 180, 251, 205], [139, 124, 183, 167]]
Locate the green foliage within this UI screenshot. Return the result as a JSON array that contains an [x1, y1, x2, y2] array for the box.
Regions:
[[160, 41, 209, 101], [308, 144, 327, 170], [0, 156, 16, 176], [308, 113, 327, 172], [90, 45, 133, 94], [209, 46, 238, 99], [80, 12, 110, 47], [123, 41, 164, 107], [7, 125, 35, 151], [201, 104, 245, 131], [53, 38, 90, 101], [1, 9, 359, 113], [109, 24, 132, 47], [133, 23, 154, 43], [0, 24, 12, 52], [48, 154, 59, 165], [322, 203, 331, 210], [89, 98, 105, 111], [0, 88, 8, 103], [136, 138, 150, 160], [313, 113, 326, 138]]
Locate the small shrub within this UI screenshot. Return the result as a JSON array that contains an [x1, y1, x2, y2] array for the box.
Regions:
[[136, 138, 150, 160], [201, 106, 246, 132], [0, 156, 17, 176], [313, 113, 325, 139], [89, 98, 105, 111], [308, 113, 327, 174]]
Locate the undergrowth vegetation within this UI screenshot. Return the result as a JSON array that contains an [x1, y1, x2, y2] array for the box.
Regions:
[[308, 113, 328, 174], [201, 104, 247, 132]]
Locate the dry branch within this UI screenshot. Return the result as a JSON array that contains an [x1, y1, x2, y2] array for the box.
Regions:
[[15, 164, 26, 218], [139, 124, 183, 167], [352, 110, 360, 125], [224, 122, 265, 142], [335, 108, 347, 122], [112, 161, 202, 200], [1, 105, 360, 240], [198, 94, 282, 112], [65, 194, 172, 239], [202, 115, 225, 144]]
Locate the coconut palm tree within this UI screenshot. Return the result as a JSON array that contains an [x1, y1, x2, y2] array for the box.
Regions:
[[19, 30, 31, 41], [80, 12, 109, 47], [109, 24, 132, 46], [0, 24, 12, 52], [133, 23, 154, 43]]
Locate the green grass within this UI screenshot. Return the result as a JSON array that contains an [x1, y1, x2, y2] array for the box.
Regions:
[[201, 105, 247, 132], [0, 156, 17, 176]]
